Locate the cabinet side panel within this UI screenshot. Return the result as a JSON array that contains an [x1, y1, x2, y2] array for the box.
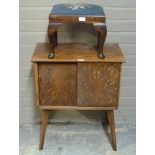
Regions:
[[77, 62, 121, 107], [33, 63, 40, 107], [38, 63, 77, 106]]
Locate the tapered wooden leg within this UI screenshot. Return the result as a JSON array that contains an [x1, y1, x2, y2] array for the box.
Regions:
[[39, 110, 49, 150], [105, 111, 109, 125], [106, 110, 117, 151]]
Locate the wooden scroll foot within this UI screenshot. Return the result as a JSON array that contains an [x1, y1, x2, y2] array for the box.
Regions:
[[48, 51, 54, 58], [48, 23, 62, 59], [39, 110, 49, 150], [98, 52, 105, 59], [93, 23, 107, 59], [106, 110, 117, 151]]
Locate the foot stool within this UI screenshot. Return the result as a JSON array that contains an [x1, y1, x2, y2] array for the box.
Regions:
[[48, 3, 107, 59]]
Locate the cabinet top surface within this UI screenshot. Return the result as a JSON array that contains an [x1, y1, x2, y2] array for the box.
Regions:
[[31, 43, 125, 63]]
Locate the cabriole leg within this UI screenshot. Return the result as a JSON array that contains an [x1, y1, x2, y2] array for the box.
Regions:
[[48, 23, 61, 58], [94, 23, 107, 59]]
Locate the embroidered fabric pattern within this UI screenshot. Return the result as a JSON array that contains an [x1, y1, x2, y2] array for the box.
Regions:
[[61, 3, 94, 10]]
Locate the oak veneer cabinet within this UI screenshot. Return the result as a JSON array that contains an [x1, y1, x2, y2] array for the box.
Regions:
[[31, 43, 125, 151]]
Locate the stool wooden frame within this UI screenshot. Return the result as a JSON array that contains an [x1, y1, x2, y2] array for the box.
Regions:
[[48, 10, 107, 59]]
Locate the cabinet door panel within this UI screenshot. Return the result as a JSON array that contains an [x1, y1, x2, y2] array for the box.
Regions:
[[38, 63, 77, 106], [77, 63, 121, 107]]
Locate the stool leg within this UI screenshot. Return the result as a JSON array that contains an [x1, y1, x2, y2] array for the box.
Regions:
[[97, 31, 100, 50], [54, 31, 58, 47], [48, 23, 61, 58], [48, 28, 55, 58], [94, 23, 107, 59], [106, 110, 117, 151], [39, 110, 49, 150]]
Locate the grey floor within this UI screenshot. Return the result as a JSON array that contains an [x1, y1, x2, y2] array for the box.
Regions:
[[19, 122, 135, 155]]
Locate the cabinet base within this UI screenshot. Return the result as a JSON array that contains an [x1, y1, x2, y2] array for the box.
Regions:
[[39, 110, 117, 151]]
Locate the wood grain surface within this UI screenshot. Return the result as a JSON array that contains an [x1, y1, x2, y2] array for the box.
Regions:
[[31, 43, 125, 63], [38, 63, 77, 106], [49, 16, 105, 24], [77, 62, 121, 107], [38, 106, 117, 110]]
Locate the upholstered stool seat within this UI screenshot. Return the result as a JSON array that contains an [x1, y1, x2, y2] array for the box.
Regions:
[[50, 3, 105, 16], [48, 3, 107, 58]]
